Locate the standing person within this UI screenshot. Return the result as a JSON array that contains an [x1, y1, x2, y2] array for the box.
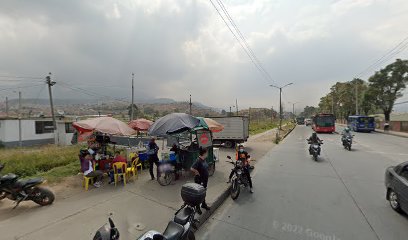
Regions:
[[191, 147, 211, 214], [147, 138, 160, 180]]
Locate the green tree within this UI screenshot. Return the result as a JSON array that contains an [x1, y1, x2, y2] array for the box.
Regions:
[[127, 104, 139, 119], [301, 106, 317, 118], [144, 106, 155, 115], [366, 59, 408, 121]]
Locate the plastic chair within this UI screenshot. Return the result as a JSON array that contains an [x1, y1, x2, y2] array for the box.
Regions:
[[113, 162, 127, 186], [127, 157, 142, 179], [129, 152, 143, 172], [83, 161, 96, 191]]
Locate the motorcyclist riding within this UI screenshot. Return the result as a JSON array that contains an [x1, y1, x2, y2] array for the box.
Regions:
[[307, 132, 322, 155], [341, 127, 352, 142], [227, 145, 253, 193]]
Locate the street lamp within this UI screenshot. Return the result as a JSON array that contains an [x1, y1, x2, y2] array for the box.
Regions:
[[269, 83, 293, 130], [288, 101, 299, 119]]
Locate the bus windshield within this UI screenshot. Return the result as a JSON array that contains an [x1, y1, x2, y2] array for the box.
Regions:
[[358, 117, 374, 124], [315, 116, 335, 127]]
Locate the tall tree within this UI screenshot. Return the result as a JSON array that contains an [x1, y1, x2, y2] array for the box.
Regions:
[[366, 59, 408, 122], [127, 104, 139, 119]]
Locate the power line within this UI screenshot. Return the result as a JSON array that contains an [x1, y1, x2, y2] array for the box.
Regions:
[[0, 75, 44, 80], [0, 84, 44, 92], [58, 82, 130, 104], [356, 35, 408, 78], [215, 0, 274, 82], [208, 0, 273, 83]]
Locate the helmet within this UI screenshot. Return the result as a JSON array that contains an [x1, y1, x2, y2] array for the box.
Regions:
[[312, 132, 317, 138], [345, 127, 350, 133]]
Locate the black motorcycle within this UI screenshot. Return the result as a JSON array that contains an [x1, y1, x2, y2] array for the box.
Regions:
[[342, 135, 354, 151], [227, 156, 250, 200], [94, 183, 204, 240], [307, 140, 323, 161], [0, 163, 55, 208]]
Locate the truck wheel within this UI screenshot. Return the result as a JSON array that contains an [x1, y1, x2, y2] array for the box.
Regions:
[[224, 141, 234, 148]]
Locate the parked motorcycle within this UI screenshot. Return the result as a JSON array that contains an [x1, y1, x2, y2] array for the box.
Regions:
[[342, 135, 354, 151], [0, 163, 55, 208], [307, 140, 323, 161], [93, 183, 204, 240], [227, 156, 251, 200]]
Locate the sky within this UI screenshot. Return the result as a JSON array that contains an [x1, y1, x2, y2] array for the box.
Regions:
[[0, 0, 408, 112]]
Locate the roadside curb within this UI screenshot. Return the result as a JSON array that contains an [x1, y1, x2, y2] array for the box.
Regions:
[[195, 184, 231, 230], [374, 130, 408, 138], [280, 125, 296, 141]]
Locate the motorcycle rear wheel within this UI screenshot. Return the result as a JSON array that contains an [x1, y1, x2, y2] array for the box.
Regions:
[[230, 178, 240, 200], [31, 187, 55, 206], [313, 154, 318, 161]]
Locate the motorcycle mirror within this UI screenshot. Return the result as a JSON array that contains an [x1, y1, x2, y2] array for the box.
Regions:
[[108, 217, 115, 228], [227, 156, 232, 159]]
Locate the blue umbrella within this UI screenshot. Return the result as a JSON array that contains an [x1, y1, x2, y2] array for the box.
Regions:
[[148, 113, 201, 136]]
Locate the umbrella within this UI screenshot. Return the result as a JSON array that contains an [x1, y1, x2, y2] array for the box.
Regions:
[[148, 113, 201, 136], [203, 117, 224, 132], [128, 118, 153, 131], [72, 117, 137, 136]]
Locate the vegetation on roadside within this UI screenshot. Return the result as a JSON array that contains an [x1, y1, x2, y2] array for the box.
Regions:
[[249, 120, 280, 135], [314, 59, 408, 121], [0, 145, 83, 182]]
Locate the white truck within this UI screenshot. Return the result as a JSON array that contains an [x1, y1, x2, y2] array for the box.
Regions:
[[211, 116, 249, 148]]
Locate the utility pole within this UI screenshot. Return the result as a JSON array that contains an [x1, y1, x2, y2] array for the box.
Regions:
[[355, 82, 359, 115], [189, 94, 192, 115], [235, 99, 238, 115], [131, 73, 134, 120], [229, 106, 232, 116], [18, 91, 22, 147], [46, 73, 57, 136], [5, 97, 8, 117], [269, 83, 293, 131], [271, 106, 274, 123], [248, 107, 251, 123]]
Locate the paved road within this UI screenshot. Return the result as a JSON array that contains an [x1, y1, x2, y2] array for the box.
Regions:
[[197, 125, 408, 240]]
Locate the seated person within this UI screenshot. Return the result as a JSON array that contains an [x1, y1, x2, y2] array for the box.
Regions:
[[82, 149, 104, 188], [109, 151, 127, 183]]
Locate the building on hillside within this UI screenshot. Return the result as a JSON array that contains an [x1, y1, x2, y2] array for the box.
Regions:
[[0, 118, 75, 147]]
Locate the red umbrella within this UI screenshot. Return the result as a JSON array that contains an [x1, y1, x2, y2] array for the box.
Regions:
[[128, 118, 153, 131], [73, 117, 137, 136]]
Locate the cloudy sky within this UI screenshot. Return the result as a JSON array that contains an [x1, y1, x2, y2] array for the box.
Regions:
[[1, 0, 408, 111]]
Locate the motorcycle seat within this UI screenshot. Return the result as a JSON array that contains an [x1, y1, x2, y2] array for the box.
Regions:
[[162, 221, 184, 240], [16, 178, 43, 188], [174, 207, 194, 225]]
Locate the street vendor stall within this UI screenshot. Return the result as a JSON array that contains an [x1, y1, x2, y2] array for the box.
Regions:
[[73, 117, 137, 172], [148, 113, 218, 186]]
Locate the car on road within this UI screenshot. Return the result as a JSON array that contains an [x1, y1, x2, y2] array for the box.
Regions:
[[385, 161, 408, 213], [305, 118, 312, 126]]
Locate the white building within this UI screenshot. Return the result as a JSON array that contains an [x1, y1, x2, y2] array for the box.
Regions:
[[0, 118, 74, 147]]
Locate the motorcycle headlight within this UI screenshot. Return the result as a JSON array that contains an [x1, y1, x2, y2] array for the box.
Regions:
[[236, 169, 242, 175]]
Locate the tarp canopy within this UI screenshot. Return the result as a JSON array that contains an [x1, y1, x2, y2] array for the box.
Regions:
[[148, 113, 201, 136], [197, 117, 224, 133], [72, 117, 137, 136], [128, 118, 153, 131]]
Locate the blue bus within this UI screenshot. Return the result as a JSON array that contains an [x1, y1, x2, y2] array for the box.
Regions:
[[347, 115, 375, 132]]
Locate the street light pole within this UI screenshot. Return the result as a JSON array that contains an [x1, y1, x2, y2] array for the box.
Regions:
[[270, 83, 293, 131]]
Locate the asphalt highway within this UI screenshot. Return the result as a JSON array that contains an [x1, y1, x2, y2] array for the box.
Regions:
[[197, 125, 408, 240]]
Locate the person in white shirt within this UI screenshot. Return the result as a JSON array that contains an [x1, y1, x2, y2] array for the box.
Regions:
[[84, 149, 104, 188]]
